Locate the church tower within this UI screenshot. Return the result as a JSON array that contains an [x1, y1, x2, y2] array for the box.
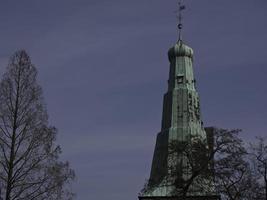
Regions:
[[138, 2, 220, 200]]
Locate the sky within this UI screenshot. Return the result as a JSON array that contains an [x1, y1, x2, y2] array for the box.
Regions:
[[0, 0, 266, 200]]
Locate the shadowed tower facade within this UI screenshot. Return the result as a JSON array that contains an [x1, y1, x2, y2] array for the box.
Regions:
[[138, 2, 220, 200]]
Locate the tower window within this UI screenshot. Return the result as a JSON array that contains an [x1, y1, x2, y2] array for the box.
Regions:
[[176, 75, 184, 84]]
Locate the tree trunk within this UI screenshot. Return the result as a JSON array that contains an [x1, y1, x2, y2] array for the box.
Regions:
[[265, 175, 267, 200], [264, 165, 267, 200], [5, 67, 21, 200], [5, 133, 15, 200]]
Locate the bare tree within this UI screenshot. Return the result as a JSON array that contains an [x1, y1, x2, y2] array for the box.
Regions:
[[169, 136, 214, 197], [0, 50, 75, 200], [168, 129, 257, 199], [211, 129, 263, 200], [213, 129, 247, 200], [249, 137, 267, 200], [215, 144, 248, 200]]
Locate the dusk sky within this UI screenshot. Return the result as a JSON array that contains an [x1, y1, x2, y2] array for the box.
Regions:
[[0, 1, 266, 200]]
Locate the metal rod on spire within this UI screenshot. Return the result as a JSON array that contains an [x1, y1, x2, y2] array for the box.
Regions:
[[177, 0, 186, 41]]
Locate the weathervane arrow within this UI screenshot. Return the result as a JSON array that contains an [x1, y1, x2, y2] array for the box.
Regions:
[[177, 0, 186, 41]]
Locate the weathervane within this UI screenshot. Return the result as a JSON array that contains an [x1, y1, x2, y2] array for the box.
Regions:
[[176, 0, 186, 41]]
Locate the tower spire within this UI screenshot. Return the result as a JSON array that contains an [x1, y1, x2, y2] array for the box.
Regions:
[[138, 3, 220, 199], [177, 0, 186, 41]]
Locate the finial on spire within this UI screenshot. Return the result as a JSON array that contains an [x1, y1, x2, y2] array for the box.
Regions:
[[176, 0, 186, 41]]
